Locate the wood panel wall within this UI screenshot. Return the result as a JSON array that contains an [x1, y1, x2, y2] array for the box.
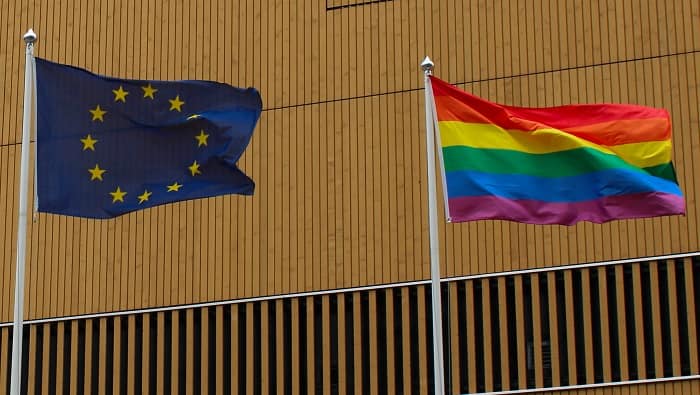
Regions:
[[0, 0, 699, 321], [0, 256, 698, 394]]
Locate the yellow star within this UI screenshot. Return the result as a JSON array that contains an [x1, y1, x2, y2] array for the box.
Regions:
[[109, 186, 126, 203], [169, 95, 185, 112], [80, 134, 98, 151], [187, 114, 201, 120], [141, 83, 157, 99], [188, 160, 201, 176], [88, 164, 106, 181], [89, 105, 106, 122], [167, 182, 182, 192], [137, 190, 152, 204], [195, 130, 209, 147], [112, 85, 129, 102]]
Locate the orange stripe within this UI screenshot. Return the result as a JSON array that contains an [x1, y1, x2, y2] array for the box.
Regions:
[[564, 118, 670, 145]]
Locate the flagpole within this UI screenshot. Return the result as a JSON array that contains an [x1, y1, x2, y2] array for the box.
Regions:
[[10, 28, 37, 395], [422, 56, 446, 395]]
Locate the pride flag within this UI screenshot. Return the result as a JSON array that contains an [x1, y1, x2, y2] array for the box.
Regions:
[[430, 76, 685, 225]]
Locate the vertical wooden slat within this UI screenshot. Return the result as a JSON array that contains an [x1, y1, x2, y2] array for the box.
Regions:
[[632, 263, 648, 379], [582, 269, 595, 384], [289, 299, 299, 395], [306, 298, 316, 395], [482, 280, 494, 392], [449, 283, 461, 395], [352, 293, 362, 394], [339, 16, 353, 288], [215, 306, 223, 392], [69, 321, 79, 394], [186, 313, 203, 390], [367, 291, 377, 395], [666, 262, 682, 377], [317, 101, 328, 289], [27, 325, 36, 395], [615, 264, 630, 381], [416, 286, 429, 395], [564, 270, 577, 384], [649, 261, 665, 377], [465, 280, 476, 394], [127, 316, 135, 395], [185, 310, 194, 395], [547, 271, 561, 388], [170, 311, 179, 394], [322, 296, 331, 395], [530, 274, 544, 388], [598, 266, 612, 382], [85, 320, 93, 395], [111, 317, 120, 395], [276, 302, 285, 395], [231, 305, 240, 394], [683, 258, 698, 374], [364, 94, 377, 284], [260, 302, 269, 394], [42, 324, 51, 395], [141, 314, 150, 395], [97, 318, 106, 391], [337, 295, 347, 395], [401, 288, 412, 395], [515, 276, 527, 390], [155, 312, 164, 395]]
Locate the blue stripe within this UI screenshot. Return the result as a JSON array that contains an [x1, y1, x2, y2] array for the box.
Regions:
[[445, 168, 683, 202]]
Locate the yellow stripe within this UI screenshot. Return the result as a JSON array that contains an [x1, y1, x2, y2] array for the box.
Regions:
[[613, 140, 672, 168], [438, 121, 671, 168]]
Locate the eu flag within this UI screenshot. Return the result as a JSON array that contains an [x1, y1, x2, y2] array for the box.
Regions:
[[36, 58, 262, 219]]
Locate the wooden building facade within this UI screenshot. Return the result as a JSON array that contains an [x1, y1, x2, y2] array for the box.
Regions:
[[0, 0, 698, 393]]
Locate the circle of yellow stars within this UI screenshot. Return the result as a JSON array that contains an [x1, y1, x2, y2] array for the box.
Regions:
[[81, 83, 208, 206]]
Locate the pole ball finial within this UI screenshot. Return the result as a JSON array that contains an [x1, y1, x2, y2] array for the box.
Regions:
[[23, 29, 37, 44], [421, 56, 434, 74]]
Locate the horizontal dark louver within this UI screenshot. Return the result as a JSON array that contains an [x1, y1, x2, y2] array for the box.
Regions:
[[0, 257, 698, 394]]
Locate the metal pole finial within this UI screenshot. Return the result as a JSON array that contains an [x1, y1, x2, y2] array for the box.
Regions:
[[421, 56, 434, 75], [23, 29, 37, 44]]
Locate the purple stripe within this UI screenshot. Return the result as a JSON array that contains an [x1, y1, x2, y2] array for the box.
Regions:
[[448, 192, 686, 225]]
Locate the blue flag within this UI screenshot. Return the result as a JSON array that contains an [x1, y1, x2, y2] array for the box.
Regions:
[[35, 58, 262, 218]]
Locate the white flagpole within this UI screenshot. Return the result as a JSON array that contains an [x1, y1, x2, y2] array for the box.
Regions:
[[421, 56, 446, 395], [10, 28, 37, 395]]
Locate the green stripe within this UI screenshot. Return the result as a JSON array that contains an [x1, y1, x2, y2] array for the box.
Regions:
[[645, 162, 679, 183], [442, 145, 677, 181]]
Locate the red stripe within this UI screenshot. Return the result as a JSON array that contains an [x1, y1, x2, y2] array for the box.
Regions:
[[431, 76, 671, 145]]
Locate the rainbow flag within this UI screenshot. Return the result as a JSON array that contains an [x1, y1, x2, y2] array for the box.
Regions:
[[430, 76, 685, 225]]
